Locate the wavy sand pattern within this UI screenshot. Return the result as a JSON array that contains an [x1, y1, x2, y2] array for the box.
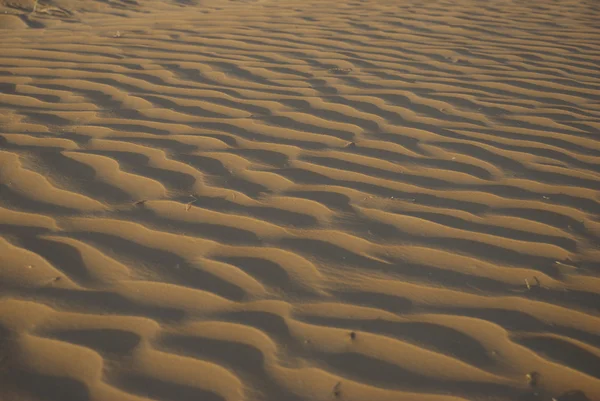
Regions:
[[1, 0, 600, 400]]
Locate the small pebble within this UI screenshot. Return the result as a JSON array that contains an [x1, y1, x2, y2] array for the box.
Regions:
[[526, 371, 540, 387]]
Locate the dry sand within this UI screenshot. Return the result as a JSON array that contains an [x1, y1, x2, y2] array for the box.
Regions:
[[1, 0, 600, 400]]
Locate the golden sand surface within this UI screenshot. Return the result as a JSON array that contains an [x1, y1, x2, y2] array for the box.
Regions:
[[1, 1, 599, 400]]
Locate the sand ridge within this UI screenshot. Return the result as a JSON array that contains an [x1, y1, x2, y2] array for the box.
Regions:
[[1, 0, 600, 400]]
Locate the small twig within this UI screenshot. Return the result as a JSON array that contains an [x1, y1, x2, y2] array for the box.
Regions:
[[31, 0, 39, 13], [555, 260, 577, 269], [466, 283, 484, 292], [333, 382, 342, 398], [44, 276, 61, 286], [328, 67, 353, 75], [525, 276, 544, 291], [185, 195, 197, 211]]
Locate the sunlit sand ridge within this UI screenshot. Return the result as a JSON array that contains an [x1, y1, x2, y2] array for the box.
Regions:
[[1, 0, 599, 400]]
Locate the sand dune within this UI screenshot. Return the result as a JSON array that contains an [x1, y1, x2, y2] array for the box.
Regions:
[[1, 0, 600, 400]]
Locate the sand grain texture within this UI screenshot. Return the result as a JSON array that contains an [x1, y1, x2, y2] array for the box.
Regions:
[[1, 0, 600, 400]]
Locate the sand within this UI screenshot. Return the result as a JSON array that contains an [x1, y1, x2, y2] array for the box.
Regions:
[[1, 0, 599, 400]]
